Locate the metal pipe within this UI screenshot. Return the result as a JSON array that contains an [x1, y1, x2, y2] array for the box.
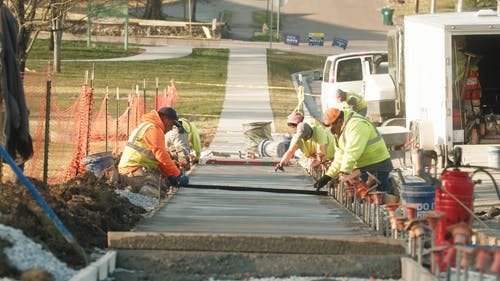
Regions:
[[456, 249, 462, 281], [417, 236, 423, 265]]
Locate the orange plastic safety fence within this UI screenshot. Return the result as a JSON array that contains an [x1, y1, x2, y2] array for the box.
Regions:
[[22, 66, 160, 184], [155, 81, 178, 110]]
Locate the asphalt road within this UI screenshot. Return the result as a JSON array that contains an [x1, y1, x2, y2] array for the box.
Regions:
[[162, 0, 394, 55]]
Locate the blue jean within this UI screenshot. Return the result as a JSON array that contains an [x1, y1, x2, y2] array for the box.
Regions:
[[360, 170, 391, 193]]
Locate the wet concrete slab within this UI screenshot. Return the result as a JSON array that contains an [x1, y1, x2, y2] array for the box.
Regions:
[[187, 162, 315, 191], [130, 163, 378, 237]]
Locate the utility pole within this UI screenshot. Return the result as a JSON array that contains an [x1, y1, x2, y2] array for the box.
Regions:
[[124, 0, 129, 50], [269, 0, 273, 49], [457, 0, 463, 12], [277, 0, 280, 41], [87, 0, 92, 47], [188, 0, 192, 37]]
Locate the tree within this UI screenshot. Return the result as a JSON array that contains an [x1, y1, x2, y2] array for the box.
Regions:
[[9, 0, 42, 73], [51, 0, 70, 73], [7, 0, 75, 74], [144, 0, 163, 20]]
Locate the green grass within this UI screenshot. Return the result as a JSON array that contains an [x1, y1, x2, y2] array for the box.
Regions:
[[252, 10, 280, 41], [267, 50, 326, 134], [27, 39, 142, 60], [24, 39, 326, 145], [26, 43, 229, 147], [253, 10, 277, 29], [220, 10, 233, 28]]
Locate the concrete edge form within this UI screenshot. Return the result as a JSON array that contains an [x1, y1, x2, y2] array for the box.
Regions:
[[108, 232, 405, 255], [69, 251, 116, 281], [115, 249, 403, 279], [401, 257, 438, 281]]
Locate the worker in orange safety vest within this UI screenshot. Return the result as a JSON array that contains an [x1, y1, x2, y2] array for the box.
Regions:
[[115, 107, 189, 195]]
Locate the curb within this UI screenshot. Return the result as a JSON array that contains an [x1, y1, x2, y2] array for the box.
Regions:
[[69, 251, 116, 281]]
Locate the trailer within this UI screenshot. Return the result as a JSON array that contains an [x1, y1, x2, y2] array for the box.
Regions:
[[392, 10, 500, 165]]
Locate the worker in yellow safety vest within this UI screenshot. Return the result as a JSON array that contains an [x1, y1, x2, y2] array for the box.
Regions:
[[314, 108, 393, 192], [275, 112, 335, 180], [165, 117, 202, 171], [336, 89, 368, 117], [115, 107, 189, 195]]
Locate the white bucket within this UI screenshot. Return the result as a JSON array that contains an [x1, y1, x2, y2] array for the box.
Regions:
[[488, 145, 500, 169]]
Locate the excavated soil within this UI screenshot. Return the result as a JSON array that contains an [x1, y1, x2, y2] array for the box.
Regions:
[[0, 172, 148, 280]]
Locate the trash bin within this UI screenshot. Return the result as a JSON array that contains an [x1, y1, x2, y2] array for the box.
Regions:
[[243, 121, 273, 154], [381, 7, 394, 25]]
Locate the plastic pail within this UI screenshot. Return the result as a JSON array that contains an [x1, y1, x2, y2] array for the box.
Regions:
[[258, 136, 291, 158], [83, 152, 114, 177], [400, 176, 435, 217], [488, 145, 500, 169], [243, 121, 273, 153]]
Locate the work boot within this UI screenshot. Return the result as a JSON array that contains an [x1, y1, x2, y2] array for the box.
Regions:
[[104, 167, 120, 184]]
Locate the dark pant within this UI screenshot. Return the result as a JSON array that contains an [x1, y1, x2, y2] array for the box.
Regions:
[[360, 170, 391, 193], [359, 158, 394, 193]]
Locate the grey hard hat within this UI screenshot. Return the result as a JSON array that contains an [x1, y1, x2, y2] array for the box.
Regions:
[[296, 122, 313, 140]]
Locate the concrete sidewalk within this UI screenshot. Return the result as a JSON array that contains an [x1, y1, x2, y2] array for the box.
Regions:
[[208, 48, 275, 153]]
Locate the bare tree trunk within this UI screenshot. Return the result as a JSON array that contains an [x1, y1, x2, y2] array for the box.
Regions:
[[144, 0, 163, 19], [183, 0, 186, 20], [13, 0, 33, 73], [52, 12, 62, 73], [191, 0, 197, 22]]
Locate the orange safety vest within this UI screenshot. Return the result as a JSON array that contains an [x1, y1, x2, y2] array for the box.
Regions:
[[464, 68, 481, 101]]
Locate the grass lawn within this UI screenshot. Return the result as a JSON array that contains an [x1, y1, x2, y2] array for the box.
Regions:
[[25, 39, 325, 150]]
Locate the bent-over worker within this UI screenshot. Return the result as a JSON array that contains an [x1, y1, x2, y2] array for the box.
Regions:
[[314, 108, 393, 192], [116, 107, 188, 194], [336, 89, 368, 117], [165, 117, 202, 170], [276, 112, 335, 180]]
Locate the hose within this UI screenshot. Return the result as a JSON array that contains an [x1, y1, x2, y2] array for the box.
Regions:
[[0, 145, 89, 265], [440, 159, 500, 245], [469, 166, 500, 201]]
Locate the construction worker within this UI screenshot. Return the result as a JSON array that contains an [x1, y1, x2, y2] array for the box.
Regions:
[[165, 117, 202, 171], [115, 107, 188, 195], [336, 89, 368, 117], [276, 112, 335, 180], [314, 108, 393, 192]]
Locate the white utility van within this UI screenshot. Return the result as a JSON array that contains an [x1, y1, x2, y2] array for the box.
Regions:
[[320, 51, 397, 123]]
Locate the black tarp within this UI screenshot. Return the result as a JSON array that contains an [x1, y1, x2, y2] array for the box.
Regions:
[[0, 5, 33, 163]]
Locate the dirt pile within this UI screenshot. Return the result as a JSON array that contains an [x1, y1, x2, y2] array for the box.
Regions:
[[0, 172, 147, 279]]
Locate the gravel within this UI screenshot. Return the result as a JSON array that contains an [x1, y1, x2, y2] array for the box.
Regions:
[[0, 190, 159, 281], [0, 224, 76, 281], [114, 189, 160, 212]]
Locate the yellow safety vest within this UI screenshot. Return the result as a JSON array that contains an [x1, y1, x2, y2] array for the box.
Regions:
[[118, 122, 159, 171], [326, 110, 389, 178]]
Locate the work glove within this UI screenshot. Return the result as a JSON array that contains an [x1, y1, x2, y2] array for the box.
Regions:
[[167, 174, 189, 187], [274, 162, 285, 172], [167, 175, 180, 187], [314, 175, 332, 191], [178, 173, 189, 186]]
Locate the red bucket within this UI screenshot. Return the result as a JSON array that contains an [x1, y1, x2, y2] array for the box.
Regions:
[[434, 170, 474, 270]]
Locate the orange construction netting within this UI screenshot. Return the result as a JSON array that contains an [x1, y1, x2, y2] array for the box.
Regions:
[[21, 64, 179, 184]]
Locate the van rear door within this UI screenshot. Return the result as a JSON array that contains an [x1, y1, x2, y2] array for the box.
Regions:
[[321, 56, 365, 112]]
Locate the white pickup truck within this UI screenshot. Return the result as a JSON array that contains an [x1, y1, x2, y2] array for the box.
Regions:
[[320, 51, 398, 124]]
